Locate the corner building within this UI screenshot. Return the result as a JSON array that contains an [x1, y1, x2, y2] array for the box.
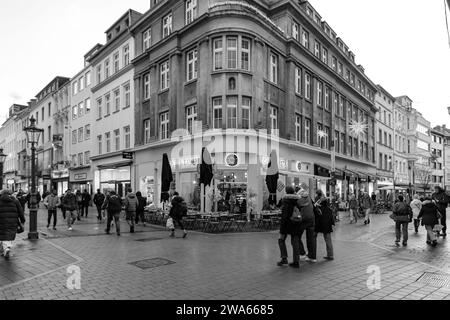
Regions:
[[131, 0, 378, 211]]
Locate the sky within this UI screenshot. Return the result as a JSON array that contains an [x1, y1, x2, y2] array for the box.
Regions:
[[0, 0, 449, 127]]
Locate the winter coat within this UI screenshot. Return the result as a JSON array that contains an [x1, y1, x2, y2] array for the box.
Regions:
[[62, 193, 78, 211], [81, 192, 91, 206], [315, 199, 335, 234], [432, 190, 450, 215], [93, 193, 106, 207], [410, 199, 422, 219], [360, 194, 373, 210], [349, 197, 358, 210], [280, 194, 302, 236], [44, 194, 61, 210], [169, 196, 187, 220], [124, 193, 139, 213], [102, 195, 122, 214], [297, 189, 315, 228], [76, 192, 83, 204], [393, 201, 410, 216], [418, 200, 440, 227], [0, 194, 26, 241], [137, 195, 147, 214]]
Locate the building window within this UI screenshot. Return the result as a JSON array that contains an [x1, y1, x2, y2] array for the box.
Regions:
[[143, 28, 152, 51], [98, 136, 102, 155], [78, 101, 84, 117], [78, 153, 83, 167], [72, 106, 77, 120], [325, 87, 331, 111], [78, 128, 84, 143], [213, 38, 223, 71], [322, 48, 328, 64], [301, 29, 309, 48], [269, 53, 278, 84], [226, 37, 238, 69], [114, 89, 120, 112], [295, 68, 302, 95], [163, 13, 173, 38], [304, 73, 311, 100], [317, 81, 323, 106], [317, 123, 324, 148], [48, 103, 52, 117], [185, 0, 197, 24], [79, 77, 84, 92], [242, 97, 251, 130], [161, 61, 170, 90], [186, 105, 198, 134], [85, 125, 91, 141], [160, 112, 170, 140], [141, 119, 150, 145], [339, 96, 344, 118], [241, 38, 251, 71], [105, 132, 111, 153], [334, 131, 340, 153], [85, 71, 91, 86], [143, 73, 150, 100], [338, 62, 343, 76], [114, 129, 120, 151], [213, 98, 223, 129], [73, 81, 78, 95], [351, 73, 355, 86], [295, 115, 301, 142], [345, 69, 350, 81], [332, 56, 337, 71], [85, 151, 90, 165], [104, 59, 110, 79], [186, 49, 198, 81], [292, 22, 299, 40], [124, 126, 131, 149], [96, 65, 102, 84], [123, 45, 130, 66], [314, 41, 320, 58], [270, 106, 278, 133], [105, 94, 111, 116], [85, 98, 91, 114], [305, 118, 311, 145], [226, 97, 238, 129], [340, 133, 345, 154], [113, 52, 120, 73], [123, 83, 131, 108], [97, 98, 102, 119], [47, 126, 51, 142]]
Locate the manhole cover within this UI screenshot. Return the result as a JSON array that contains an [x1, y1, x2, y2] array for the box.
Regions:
[[416, 273, 450, 288], [135, 238, 164, 242], [129, 258, 175, 270]]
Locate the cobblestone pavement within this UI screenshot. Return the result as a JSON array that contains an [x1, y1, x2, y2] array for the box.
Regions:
[[1, 207, 450, 300]]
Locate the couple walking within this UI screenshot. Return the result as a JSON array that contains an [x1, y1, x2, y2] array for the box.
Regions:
[[277, 186, 334, 268]]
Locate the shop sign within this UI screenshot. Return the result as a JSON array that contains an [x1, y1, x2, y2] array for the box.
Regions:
[[279, 158, 288, 170], [122, 152, 134, 160], [292, 161, 311, 173], [225, 154, 239, 167], [7, 179, 15, 185], [174, 156, 200, 169], [74, 173, 88, 181], [52, 169, 69, 179]]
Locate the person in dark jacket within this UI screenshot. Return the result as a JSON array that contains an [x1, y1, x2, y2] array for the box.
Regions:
[[431, 186, 449, 237], [60, 193, 66, 220], [103, 191, 122, 236], [169, 192, 188, 238], [26, 191, 41, 211], [0, 189, 26, 259], [298, 185, 317, 263], [124, 188, 139, 233], [62, 189, 78, 231], [135, 192, 147, 226], [418, 197, 440, 247], [278, 186, 303, 268], [75, 190, 83, 220], [392, 195, 411, 247], [315, 197, 335, 261], [93, 189, 106, 221], [16, 189, 27, 212], [348, 193, 358, 224], [360, 192, 373, 225], [81, 190, 91, 218]]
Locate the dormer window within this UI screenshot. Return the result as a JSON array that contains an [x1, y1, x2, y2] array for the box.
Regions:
[[107, 33, 112, 41], [116, 26, 121, 34]]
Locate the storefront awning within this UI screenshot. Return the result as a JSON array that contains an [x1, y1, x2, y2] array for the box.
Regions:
[[97, 160, 133, 170]]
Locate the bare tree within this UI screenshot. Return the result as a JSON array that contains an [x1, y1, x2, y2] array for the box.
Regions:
[[414, 163, 433, 191]]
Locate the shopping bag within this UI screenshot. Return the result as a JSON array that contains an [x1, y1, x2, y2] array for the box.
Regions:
[[166, 217, 174, 230], [433, 224, 443, 233]]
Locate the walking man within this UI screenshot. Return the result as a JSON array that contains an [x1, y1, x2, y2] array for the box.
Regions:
[[103, 191, 122, 236], [124, 188, 138, 233], [93, 189, 106, 221], [43, 189, 61, 230], [298, 184, 317, 263], [81, 190, 91, 219], [432, 186, 450, 238], [62, 189, 78, 231], [169, 192, 188, 238], [135, 191, 147, 227], [0, 190, 26, 259], [392, 195, 411, 247], [360, 191, 373, 225]]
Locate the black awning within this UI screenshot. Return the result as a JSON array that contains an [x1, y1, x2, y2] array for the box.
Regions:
[[314, 164, 330, 178]]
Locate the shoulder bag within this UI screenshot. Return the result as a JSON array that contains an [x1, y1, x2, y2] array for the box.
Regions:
[[290, 206, 303, 224]]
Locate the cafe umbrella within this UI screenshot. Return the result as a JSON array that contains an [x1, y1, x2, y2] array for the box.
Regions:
[[161, 153, 173, 205], [199, 147, 214, 213], [265, 150, 279, 207]]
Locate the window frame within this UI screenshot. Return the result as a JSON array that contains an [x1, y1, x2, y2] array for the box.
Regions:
[[160, 112, 170, 140], [213, 97, 223, 129], [160, 60, 170, 91], [186, 49, 198, 81], [162, 13, 173, 38]]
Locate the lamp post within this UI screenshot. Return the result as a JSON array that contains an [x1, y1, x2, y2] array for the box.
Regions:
[[23, 116, 44, 240], [0, 148, 7, 190]]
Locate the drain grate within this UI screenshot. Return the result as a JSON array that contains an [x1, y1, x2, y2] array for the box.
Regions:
[[129, 258, 175, 270], [416, 273, 450, 288], [135, 237, 164, 242]]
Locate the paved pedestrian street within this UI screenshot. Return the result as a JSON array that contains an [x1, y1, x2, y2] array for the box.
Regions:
[[1, 208, 450, 300]]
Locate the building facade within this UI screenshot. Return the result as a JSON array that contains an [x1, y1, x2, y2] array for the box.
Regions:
[[130, 0, 378, 212], [430, 126, 448, 189]]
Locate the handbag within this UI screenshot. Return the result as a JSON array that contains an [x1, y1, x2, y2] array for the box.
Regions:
[[17, 219, 24, 234], [166, 217, 175, 230], [290, 206, 303, 224]]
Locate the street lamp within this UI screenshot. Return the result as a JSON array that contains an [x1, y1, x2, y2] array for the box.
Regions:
[[23, 116, 44, 240], [0, 148, 7, 190]]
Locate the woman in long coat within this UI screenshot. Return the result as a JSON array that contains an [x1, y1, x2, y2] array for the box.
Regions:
[[0, 190, 26, 259], [315, 197, 335, 260]]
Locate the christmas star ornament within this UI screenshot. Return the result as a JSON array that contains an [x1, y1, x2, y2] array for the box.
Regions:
[[349, 120, 368, 137], [317, 130, 327, 139]]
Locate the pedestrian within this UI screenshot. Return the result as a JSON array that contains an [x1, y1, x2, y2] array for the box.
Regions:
[[348, 193, 358, 224], [103, 191, 122, 236], [26, 191, 42, 211], [62, 189, 78, 231], [75, 190, 83, 220], [0, 189, 26, 259], [410, 194, 423, 233], [43, 189, 61, 230], [60, 192, 66, 220], [169, 192, 188, 238], [135, 192, 147, 227], [124, 188, 139, 233], [297, 184, 317, 263], [277, 186, 302, 268], [431, 186, 450, 238], [93, 189, 106, 221], [16, 189, 27, 212], [418, 197, 441, 247], [314, 197, 335, 261], [81, 189, 91, 219], [392, 195, 411, 247], [360, 192, 373, 225]]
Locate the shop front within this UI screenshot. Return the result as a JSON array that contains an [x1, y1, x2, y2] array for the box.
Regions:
[[70, 167, 93, 195], [93, 159, 133, 198], [52, 168, 69, 196]]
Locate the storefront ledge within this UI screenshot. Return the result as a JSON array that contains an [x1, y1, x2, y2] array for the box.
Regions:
[[131, 140, 179, 154]]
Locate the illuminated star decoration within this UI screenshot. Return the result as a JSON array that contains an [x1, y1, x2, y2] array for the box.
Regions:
[[349, 120, 368, 137], [317, 130, 328, 139]]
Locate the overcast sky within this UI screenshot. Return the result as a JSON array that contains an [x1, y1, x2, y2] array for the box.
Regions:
[[0, 0, 449, 127]]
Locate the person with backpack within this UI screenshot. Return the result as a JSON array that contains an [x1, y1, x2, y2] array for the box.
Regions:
[[93, 189, 106, 221], [81, 190, 91, 219], [62, 189, 78, 231], [431, 186, 450, 238], [277, 186, 302, 268], [392, 195, 412, 247], [169, 192, 188, 239], [75, 190, 83, 220], [43, 189, 61, 230], [135, 192, 147, 227], [124, 188, 139, 233], [103, 191, 122, 236], [418, 197, 441, 247], [314, 197, 335, 261], [348, 193, 358, 224], [297, 184, 317, 263]]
